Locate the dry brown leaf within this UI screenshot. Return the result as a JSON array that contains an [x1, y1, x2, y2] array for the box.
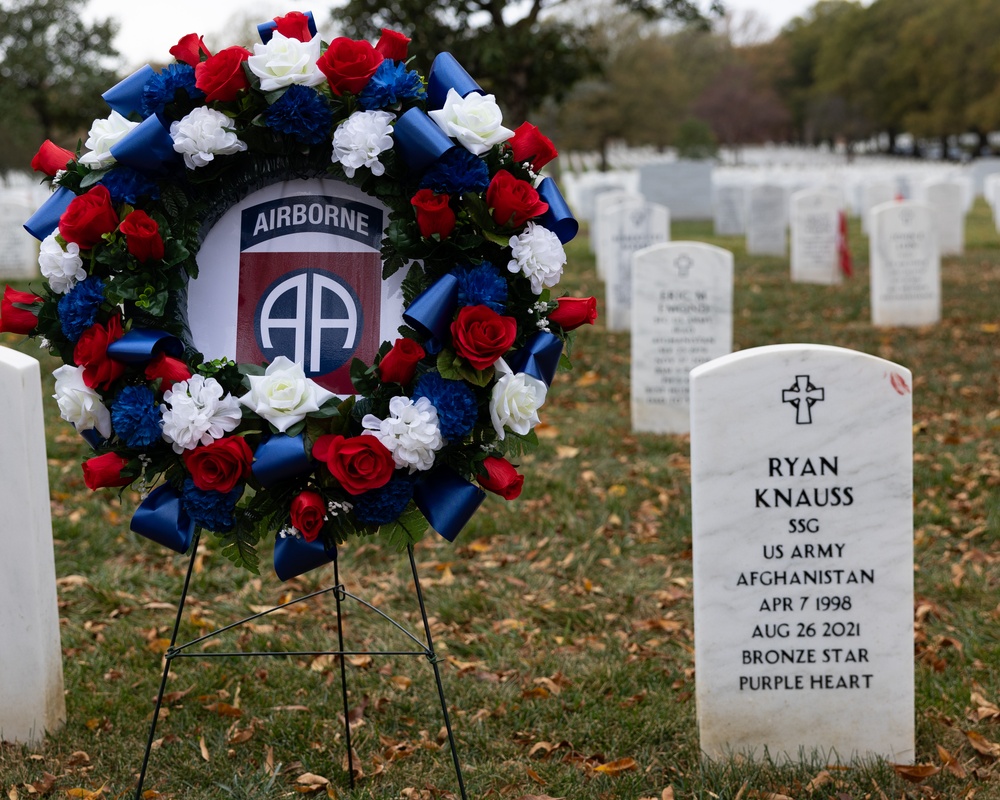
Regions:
[[347, 655, 373, 668], [8, 788, 19, 800], [575, 370, 599, 387], [65, 788, 105, 800], [525, 767, 547, 785], [390, 675, 413, 690], [936, 744, 967, 778], [203, 702, 242, 718], [65, 751, 91, 767], [264, 745, 275, 775], [198, 736, 210, 762], [229, 727, 255, 745], [295, 773, 330, 794], [965, 730, 1000, 758], [893, 763, 941, 782], [556, 445, 580, 459], [24, 773, 56, 795], [593, 757, 638, 776], [309, 655, 338, 673], [662, 790, 676, 800], [805, 769, 834, 792], [528, 741, 555, 758], [147, 638, 172, 654], [514, 795, 565, 800]]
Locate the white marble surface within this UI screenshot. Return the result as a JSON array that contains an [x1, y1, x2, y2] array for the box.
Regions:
[[593, 190, 642, 275], [870, 201, 941, 327], [631, 242, 733, 434], [0, 347, 66, 745], [690, 344, 914, 764], [603, 200, 671, 332], [713, 184, 747, 236], [745, 184, 788, 257], [790, 188, 842, 285], [922, 180, 965, 256], [0, 197, 40, 280], [639, 160, 714, 220], [861, 180, 895, 236]]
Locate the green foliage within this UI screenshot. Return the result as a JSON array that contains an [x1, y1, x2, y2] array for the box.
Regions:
[[378, 502, 429, 551]]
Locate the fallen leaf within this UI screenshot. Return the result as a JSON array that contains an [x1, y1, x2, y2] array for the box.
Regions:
[[593, 757, 638, 776], [8, 788, 19, 800], [937, 744, 967, 778], [893, 763, 941, 782], [347, 655, 373, 668], [199, 736, 210, 762], [65, 752, 91, 767], [805, 770, 834, 791], [965, 730, 1000, 758], [513, 795, 565, 800], [203, 702, 242, 718], [556, 445, 580, 459], [662, 790, 676, 800], [295, 773, 330, 794], [390, 675, 413, 690], [24, 773, 56, 795], [147, 638, 172, 654], [65, 788, 105, 800], [310, 655, 338, 673]]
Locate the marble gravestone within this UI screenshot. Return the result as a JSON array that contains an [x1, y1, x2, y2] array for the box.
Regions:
[[713, 184, 747, 236], [870, 201, 941, 327], [0, 196, 40, 279], [639, 160, 714, 220], [691, 344, 915, 764], [789, 188, 841, 285], [631, 242, 733, 434], [745, 184, 787, 257], [593, 190, 641, 276], [923, 180, 964, 256], [603, 200, 671, 332], [861, 180, 895, 236], [0, 347, 66, 744]]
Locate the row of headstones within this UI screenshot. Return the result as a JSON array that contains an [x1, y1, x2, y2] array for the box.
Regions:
[[0, 177, 49, 280]]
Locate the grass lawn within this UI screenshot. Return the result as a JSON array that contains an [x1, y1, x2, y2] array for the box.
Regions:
[[0, 199, 997, 799]]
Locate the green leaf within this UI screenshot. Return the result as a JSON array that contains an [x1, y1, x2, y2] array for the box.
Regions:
[[238, 363, 267, 377], [458, 363, 495, 387], [378, 503, 428, 551], [436, 349, 464, 380], [215, 524, 261, 574]]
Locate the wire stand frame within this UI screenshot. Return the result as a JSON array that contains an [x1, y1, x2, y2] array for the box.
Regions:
[[133, 530, 468, 800]]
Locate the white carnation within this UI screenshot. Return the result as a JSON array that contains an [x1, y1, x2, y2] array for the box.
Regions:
[[331, 110, 395, 178], [170, 107, 248, 170], [507, 222, 566, 295], [247, 31, 325, 92], [238, 355, 335, 433], [428, 89, 513, 156], [79, 111, 140, 169], [362, 395, 443, 473], [161, 375, 243, 453], [489, 358, 547, 440], [39, 229, 86, 294], [52, 365, 112, 439]]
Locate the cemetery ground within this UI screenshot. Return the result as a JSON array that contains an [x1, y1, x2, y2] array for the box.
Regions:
[[0, 203, 997, 800]]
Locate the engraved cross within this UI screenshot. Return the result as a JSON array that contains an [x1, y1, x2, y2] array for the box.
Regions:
[[782, 375, 825, 424], [674, 254, 693, 277]]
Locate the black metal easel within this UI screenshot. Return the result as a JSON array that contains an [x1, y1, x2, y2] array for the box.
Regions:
[[133, 530, 468, 799]]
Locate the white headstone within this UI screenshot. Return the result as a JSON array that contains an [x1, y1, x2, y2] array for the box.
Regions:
[[870, 201, 941, 327], [922, 180, 964, 256], [603, 200, 671, 332], [745, 184, 787, 257], [630, 242, 733, 434], [593, 190, 642, 275], [789, 188, 842, 285], [713, 184, 747, 236], [691, 343, 915, 763], [639, 160, 714, 220], [861, 181, 895, 236], [0, 195, 40, 280], [0, 347, 66, 744]]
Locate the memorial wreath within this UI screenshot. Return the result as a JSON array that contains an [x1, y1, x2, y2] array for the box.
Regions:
[[6, 11, 596, 578]]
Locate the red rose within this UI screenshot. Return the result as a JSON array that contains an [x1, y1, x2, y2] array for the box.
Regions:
[[183, 436, 253, 493], [290, 490, 326, 542], [170, 33, 212, 66], [144, 353, 193, 387], [312, 434, 394, 495], [59, 185, 120, 250], [379, 338, 426, 385], [74, 315, 126, 390], [411, 189, 456, 240], [317, 37, 384, 96], [0, 285, 44, 334], [31, 140, 75, 176], [476, 456, 524, 500], [486, 170, 549, 228], [195, 46, 252, 103], [375, 29, 410, 61], [450, 305, 517, 371], [509, 122, 558, 171], [273, 12, 314, 41], [119, 210, 164, 262], [82, 452, 132, 490], [549, 296, 598, 331]]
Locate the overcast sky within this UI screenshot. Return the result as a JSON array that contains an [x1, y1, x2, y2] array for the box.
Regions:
[[83, 0, 821, 67]]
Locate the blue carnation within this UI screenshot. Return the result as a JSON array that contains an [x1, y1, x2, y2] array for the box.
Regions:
[[454, 262, 508, 313], [142, 63, 203, 118], [111, 385, 162, 449], [419, 148, 490, 195], [101, 166, 161, 205], [181, 479, 243, 533], [264, 85, 334, 145], [357, 60, 425, 111], [57, 277, 106, 342], [413, 373, 478, 441], [353, 479, 414, 526]]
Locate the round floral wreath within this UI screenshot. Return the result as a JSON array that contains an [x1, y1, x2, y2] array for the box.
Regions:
[[5, 11, 597, 577]]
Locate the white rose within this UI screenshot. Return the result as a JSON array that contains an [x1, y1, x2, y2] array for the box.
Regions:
[[39, 229, 86, 294], [428, 89, 513, 156], [52, 365, 112, 439], [78, 110, 140, 169], [362, 396, 443, 473], [238, 355, 336, 433], [507, 222, 566, 295], [489, 358, 547, 440], [331, 110, 395, 178], [170, 107, 247, 170], [161, 375, 243, 453], [248, 31, 325, 92]]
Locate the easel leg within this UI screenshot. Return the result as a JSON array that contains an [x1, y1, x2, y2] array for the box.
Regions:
[[408, 545, 468, 800], [134, 530, 202, 800], [333, 556, 355, 788]]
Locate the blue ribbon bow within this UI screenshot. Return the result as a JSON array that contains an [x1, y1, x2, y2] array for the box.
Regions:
[[536, 178, 579, 244], [414, 468, 486, 542], [23, 187, 75, 241], [110, 115, 180, 175], [78, 427, 107, 450], [252, 434, 314, 488], [403, 273, 459, 342], [257, 11, 317, 44], [426, 52, 482, 110], [106, 328, 184, 364], [102, 65, 156, 118], [131, 484, 196, 554], [507, 331, 563, 387], [394, 108, 457, 174], [273, 534, 337, 582]]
